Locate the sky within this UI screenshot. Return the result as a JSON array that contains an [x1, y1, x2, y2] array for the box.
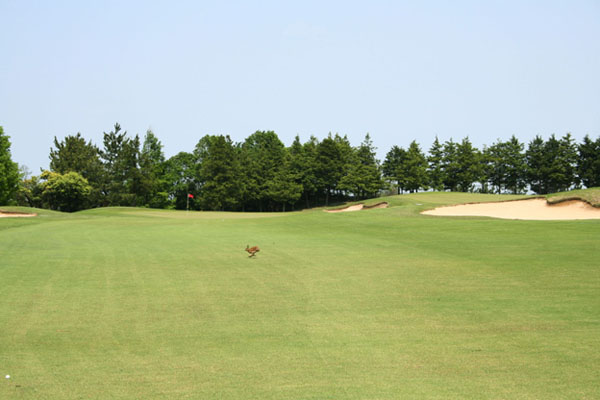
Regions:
[[1, 0, 599, 174]]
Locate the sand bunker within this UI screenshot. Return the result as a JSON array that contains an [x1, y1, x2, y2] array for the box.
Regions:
[[0, 211, 37, 218], [422, 198, 600, 220], [326, 202, 389, 213]]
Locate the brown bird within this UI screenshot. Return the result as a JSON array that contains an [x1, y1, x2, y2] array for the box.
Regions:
[[245, 245, 260, 257]]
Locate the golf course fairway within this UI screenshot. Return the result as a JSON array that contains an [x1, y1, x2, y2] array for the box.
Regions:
[[1, 192, 599, 399]]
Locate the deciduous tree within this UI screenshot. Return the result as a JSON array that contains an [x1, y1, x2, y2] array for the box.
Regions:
[[39, 170, 92, 212], [163, 152, 197, 209], [0, 127, 20, 205]]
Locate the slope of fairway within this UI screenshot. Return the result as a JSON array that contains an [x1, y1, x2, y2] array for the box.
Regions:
[[1, 195, 599, 399]]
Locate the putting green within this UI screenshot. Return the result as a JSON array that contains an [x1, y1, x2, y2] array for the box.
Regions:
[[1, 193, 599, 399]]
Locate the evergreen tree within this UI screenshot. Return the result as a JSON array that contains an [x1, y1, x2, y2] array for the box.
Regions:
[[241, 131, 285, 211], [339, 133, 384, 199], [545, 133, 579, 193], [542, 135, 562, 193], [382, 145, 406, 194], [578, 135, 600, 188], [526, 135, 546, 194], [49, 132, 103, 206], [427, 136, 445, 191], [484, 140, 505, 193], [525, 134, 577, 194], [316, 134, 345, 205], [99, 123, 142, 206], [402, 140, 428, 193], [0, 126, 20, 205], [485, 136, 526, 194], [286, 135, 311, 209], [455, 137, 481, 192], [197, 135, 241, 211], [442, 139, 460, 191], [267, 151, 303, 211], [140, 130, 168, 208], [299, 136, 319, 207], [502, 136, 527, 194], [333, 134, 355, 202]]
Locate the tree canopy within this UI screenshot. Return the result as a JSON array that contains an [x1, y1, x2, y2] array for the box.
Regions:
[[9, 122, 599, 210], [0, 127, 20, 205]]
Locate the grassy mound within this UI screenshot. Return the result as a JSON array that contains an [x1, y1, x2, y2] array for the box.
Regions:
[[1, 193, 599, 399], [547, 187, 600, 207]]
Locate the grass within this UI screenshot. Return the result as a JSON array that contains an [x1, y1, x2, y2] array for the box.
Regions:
[[547, 187, 600, 207], [1, 192, 599, 399]]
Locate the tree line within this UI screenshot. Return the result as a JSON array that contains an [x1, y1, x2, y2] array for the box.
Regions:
[[1, 124, 599, 212]]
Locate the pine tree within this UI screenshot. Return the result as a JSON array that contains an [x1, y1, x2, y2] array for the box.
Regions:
[[485, 136, 526, 194], [300, 136, 319, 207], [140, 130, 168, 208], [526, 136, 546, 194], [442, 139, 460, 191], [316, 135, 345, 205], [578, 135, 600, 188], [556, 133, 579, 191], [267, 151, 303, 211], [484, 140, 505, 193], [455, 137, 481, 192], [339, 133, 384, 199], [427, 136, 445, 191], [382, 145, 406, 194], [198, 135, 241, 211], [49, 132, 103, 206], [502, 136, 527, 194], [241, 131, 285, 211], [402, 140, 428, 193], [99, 123, 142, 206]]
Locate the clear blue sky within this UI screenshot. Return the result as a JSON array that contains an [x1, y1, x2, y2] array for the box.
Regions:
[[2, 0, 599, 173]]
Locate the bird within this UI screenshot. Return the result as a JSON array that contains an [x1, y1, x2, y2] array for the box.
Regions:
[[245, 245, 260, 257]]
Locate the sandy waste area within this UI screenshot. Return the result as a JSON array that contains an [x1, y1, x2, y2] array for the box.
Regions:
[[0, 211, 37, 218], [325, 202, 389, 213], [421, 198, 600, 220]]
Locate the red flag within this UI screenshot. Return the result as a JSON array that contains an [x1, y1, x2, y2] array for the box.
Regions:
[[188, 193, 194, 199]]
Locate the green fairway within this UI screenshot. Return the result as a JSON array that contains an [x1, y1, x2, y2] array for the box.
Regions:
[[1, 192, 599, 399]]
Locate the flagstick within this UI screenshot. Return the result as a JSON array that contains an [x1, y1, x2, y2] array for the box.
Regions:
[[187, 194, 189, 212]]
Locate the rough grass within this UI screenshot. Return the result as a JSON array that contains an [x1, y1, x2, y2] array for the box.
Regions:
[[1, 192, 599, 399], [547, 187, 600, 207]]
